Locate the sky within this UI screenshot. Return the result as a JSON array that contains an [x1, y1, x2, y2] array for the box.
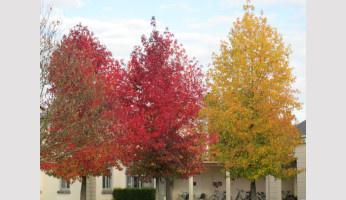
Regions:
[[43, 0, 306, 123]]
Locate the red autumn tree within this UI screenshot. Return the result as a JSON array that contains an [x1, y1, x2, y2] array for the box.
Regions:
[[126, 17, 208, 200], [40, 24, 131, 200]]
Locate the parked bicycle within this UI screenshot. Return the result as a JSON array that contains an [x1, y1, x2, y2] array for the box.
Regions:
[[235, 189, 250, 200], [186, 193, 197, 200], [177, 192, 197, 200], [282, 191, 296, 200], [257, 192, 266, 200], [197, 193, 206, 200], [177, 191, 188, 200], [209, 190, 226, 200], [235, 189, 266, 200]]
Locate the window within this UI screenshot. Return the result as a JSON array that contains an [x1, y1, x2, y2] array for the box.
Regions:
[[102, 168, 111, 189], [125, 167, 154, 188], [126, 175, 132, 188], [133, 176, 140, 188], [101, 168, 113, 194], [102, 175, 111, 189], [61, 178, 70, 189], [126, 174, 154, 188], [142, 179, 153, 188], [57, 178, 71, 194]]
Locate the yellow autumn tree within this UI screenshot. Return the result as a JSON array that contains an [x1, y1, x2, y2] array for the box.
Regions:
[[203, 1, 303, 199]]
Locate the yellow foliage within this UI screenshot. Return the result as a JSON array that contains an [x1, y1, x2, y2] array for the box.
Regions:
[[202, 1, 302, 181]]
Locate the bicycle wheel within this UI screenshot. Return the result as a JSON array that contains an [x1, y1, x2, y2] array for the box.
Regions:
[[178, 196, 184, 200], [209, 195, 218, 200], [234, 194, 242, 200], [257, 196, 264, 200], [287, 196, 296, 200]]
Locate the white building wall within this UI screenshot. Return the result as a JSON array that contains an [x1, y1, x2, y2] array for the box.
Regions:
[[41, 143, 305, 200], [40, 166, 127, 200], [111, 166, 127, 188], [95, 166, 127, 200], [86, 177, 96, 200], [40, 171, 82, 200], [266, 175, 282, 200], [295, 143, 306, 200]]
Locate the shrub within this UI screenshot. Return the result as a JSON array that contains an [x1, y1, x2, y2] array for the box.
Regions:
[[113, 188, 155, 200]]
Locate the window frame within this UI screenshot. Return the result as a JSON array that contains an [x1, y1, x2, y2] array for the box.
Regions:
[[102, 167, 113, 194], [57, 178, 71, 194]]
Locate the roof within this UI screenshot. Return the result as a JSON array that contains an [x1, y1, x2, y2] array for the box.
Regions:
[[40, 105, 47, 118], [297, 120, 306, 138], [40, 104, 46, 110]]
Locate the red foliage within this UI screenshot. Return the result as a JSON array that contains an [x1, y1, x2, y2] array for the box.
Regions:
[[40, 24, 131, 181], [125, 17, 208, 180]]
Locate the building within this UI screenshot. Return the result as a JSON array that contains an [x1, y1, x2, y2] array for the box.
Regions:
[[40, 120, 306, 200], [172, 120, 306, 200]]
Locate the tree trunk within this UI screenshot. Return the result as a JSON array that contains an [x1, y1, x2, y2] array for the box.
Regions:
[[80, 176, 87, 200], [250, 180, 256, 200], [165, 178, 173, 200]]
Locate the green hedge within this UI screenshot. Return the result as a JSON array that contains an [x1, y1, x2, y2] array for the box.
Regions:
[[113, 188, 155, 200]]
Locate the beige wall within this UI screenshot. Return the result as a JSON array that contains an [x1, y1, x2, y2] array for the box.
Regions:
[[295, 142, 306, 200], [281, 178, 294, 193], [86, 177, 96, 200], [172, 166, 227, 200], [172, 166, 223, 200], [95, 166, 127, 200], [40, 171, 82, 200], [41, 142, 305, 200], [111, 166, 127, 188], [266, 175, 281, 200], [40, 166, 127, 200]]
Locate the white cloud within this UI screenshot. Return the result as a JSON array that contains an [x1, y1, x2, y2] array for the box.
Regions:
[[293, 75, 306, 92], [159, 5, 168, 10], [219, 0, 248, 7], [281, 30, 306, 63], [294, 106, 306, 123], [159, 2, 199, 13], [220, 0, 305, 8], [42, 0, 85, 8], [258, 0, 306, 6], [283, 29, 306, 122], [175, 32, 225, 72], [52, 15, 167, 61], [293, 75, 306, 122], [49, 9, 305, 121], [187, 16, 237, 29], [184, 11, 278, 31], [51, 13, 218, 73], [102, 6, 113, 12]]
